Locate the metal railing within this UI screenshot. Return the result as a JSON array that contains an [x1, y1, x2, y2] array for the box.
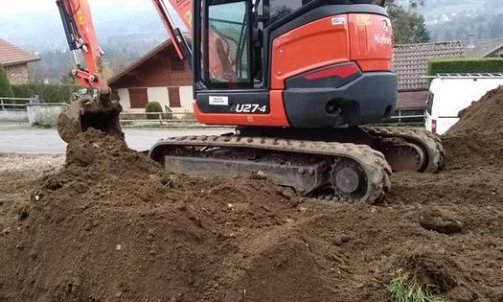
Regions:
[[423, 73, 503, 79], [119, 112, 196, 125], [386, 108, 429, 127], [0, 97, 34, 111], [119, 109, 429, 127]]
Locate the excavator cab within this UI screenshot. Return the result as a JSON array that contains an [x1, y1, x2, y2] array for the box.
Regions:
[[191, 0, 397, 128]]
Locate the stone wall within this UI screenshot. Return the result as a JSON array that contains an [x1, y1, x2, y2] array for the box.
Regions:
[[5, 64, 29, 85], [0, 110, 28, 122], [27, 104, 64, 127]]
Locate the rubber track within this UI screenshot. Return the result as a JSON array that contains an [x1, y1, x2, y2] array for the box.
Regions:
[[150, 136, 392, 204], [361, 126, 445, 173]]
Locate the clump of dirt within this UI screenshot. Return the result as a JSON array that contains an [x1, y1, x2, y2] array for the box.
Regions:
[[419, 209, 463, 235], [442, 86, 503, 169], [1, 87, 503, 302]]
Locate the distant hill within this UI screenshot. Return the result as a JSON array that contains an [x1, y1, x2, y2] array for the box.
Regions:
[[417, 0, 503, 41], [2, 0, 502, 51], [0, 2, 168, 52]]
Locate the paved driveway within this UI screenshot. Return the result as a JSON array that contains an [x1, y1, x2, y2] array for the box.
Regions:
[[0, 125, 232, 154]]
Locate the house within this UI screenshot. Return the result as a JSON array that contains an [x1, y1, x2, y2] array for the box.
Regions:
[[0, 39, 40, 85], [464, 38, 503, 58], [392, 41, 465, 117], [108, 40, 192, 113]]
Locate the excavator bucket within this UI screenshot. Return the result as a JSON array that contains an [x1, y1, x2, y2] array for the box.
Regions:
[[57, 90, 123, 143]]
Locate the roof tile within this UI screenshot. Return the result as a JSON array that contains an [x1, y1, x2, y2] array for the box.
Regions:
[[393, 41, 465, 91], [0, 39, 40, 67], [464, 38, 503, 57]]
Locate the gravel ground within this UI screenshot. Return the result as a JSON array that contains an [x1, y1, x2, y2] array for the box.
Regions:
[[0, 153, 63, 229], [0, 127, 232, 153], [0, 153, 64, 175]]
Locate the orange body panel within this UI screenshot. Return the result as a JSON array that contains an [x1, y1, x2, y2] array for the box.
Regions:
[[193, 90, 290, 127], [348, 14, 393, 71], [270, 14, 351, 90], [270, 13, 393, 90]]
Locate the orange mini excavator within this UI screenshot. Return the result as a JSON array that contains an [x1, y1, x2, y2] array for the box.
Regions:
[[56, 0, 443, 204]]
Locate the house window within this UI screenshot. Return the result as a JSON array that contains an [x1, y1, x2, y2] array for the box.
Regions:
[[168, 87, 181, 108], [128, 88, 148, 109], [170, 57, 185, 71]]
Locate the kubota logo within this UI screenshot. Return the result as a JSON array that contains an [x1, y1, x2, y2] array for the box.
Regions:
[[382, 20, 390, 33], [374, 34, 392, 45]]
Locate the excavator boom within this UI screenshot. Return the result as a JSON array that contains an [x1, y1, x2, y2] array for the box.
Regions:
[[56, 0, 107, 91]]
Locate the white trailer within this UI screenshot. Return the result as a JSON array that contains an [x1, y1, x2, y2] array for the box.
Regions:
[[426, 73, 503, 135]]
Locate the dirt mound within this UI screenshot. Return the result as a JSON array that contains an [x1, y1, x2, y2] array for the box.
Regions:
[[447, 86, 503, 136], [2, 86, 503, 302], [443, 86, 503, 169], [0, 129, 308, 301]]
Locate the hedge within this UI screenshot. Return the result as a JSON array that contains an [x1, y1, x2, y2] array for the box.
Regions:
[[0, 65, 14, 98], [428, 58, 503, 76], [11, 84, 80, 103], [145, 101, 163, 119]]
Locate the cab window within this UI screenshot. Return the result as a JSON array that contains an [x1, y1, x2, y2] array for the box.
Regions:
[[207, 1, 251, 86]]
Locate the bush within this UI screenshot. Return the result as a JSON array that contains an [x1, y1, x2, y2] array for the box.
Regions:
[[11, 85, 30, 98], [428, 58, 503, 76], [145, 101, 163, 120], [11, 84, 80, 103], [0, 65, 14, 98]]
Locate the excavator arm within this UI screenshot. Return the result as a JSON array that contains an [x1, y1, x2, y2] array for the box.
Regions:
[[56, 0, 193, 143], [56, 0, 108, 92], [152, 0, 192, 65], [153, 0, 236, 81], [56, 0, 122, 143]]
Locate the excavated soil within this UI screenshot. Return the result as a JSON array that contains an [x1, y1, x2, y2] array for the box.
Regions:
[[0, 87, 502, 301], [442, 86, 503, 170]]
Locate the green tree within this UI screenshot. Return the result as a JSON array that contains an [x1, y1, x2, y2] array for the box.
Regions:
[[0, 65, 14, 98], [385, 0, 431, 44]]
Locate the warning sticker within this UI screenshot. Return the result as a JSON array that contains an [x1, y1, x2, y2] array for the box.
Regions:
[[356, 15, 372, 26]]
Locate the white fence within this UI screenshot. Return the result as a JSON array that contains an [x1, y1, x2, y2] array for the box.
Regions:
[[119, 112, 196, 126]]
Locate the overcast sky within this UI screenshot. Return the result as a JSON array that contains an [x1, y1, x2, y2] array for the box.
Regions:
[[0, 0, 186, 50], [1, 0, 153, 14]]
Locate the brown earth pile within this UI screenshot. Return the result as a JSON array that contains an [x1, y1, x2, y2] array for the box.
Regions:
[[442, 86, 503, 169], [1, 88, 503, 302]]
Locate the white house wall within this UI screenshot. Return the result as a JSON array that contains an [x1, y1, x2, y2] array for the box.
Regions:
[[117, 88, 130, 111], [147, 87, 169, 110], [118, 86, 194, 113], [179, 86, 193, 112]]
